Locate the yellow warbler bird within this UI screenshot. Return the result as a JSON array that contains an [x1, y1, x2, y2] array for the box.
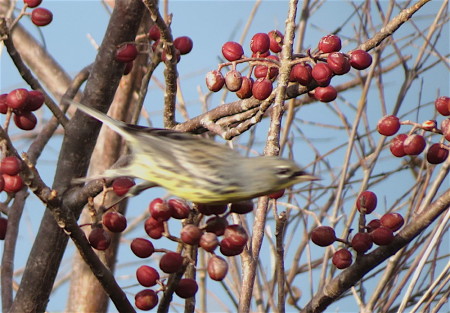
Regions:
[[73, 101, 318, 204]]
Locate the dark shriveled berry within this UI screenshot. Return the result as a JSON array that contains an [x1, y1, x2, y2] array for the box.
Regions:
[[332, 248, 352, 269], [377, 115, 401, 136], [426, 143, 449, 164], [230, 200, 254, 214]]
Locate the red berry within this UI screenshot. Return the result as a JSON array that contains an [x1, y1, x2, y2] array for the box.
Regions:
[[220, 238, 245, 256], [351, 232, 373, 253], [148, 25, 160, 41], [356, 190, 377, 214], [180, 224, 203, 245], [199, 232, 219, 252], [174, 36, 193, 55], [207, 255, 228, 281], [403, 134, 426, 155], [326, 52, 350, 75], [197, 203, 227, 216], [311, 226, 336, 247], [135, 289, 158, 311], [7, 88, 29, 110], [366, 219, 381, 233], [312, 63, 333, 87], [370, 226, 394, 245], [2, 174, 24, 193], [0, 217, 7, 240], [350, 50, 372, 70], [390, 133, 408, 157], [268, 189, 285, 199], [0, 156, 22, 175], [380, 213, 404, 232], [435, 96, 450, 116], [314, 86, 337, 103], [206, 70, 225, 92], [318, 35, 341, 53], [250, 33, 270, 54], [252, 78, 273, 100], [149, 198, 173, 221], [0, 175, 4, 192], [236, 77, 254, 99], [136, 265, 160, 287], [222, 41, 244, 61], [31, 8, 53, 26], [268, 30, 283, 53], [25, 90, 45, 111], [377, 115, 401, 136], [88, 228, 111, 250], [205, 216, 228, 236], [102, 211, 127, 233], [332, 248, 352, 269], [24, 0, 42, 8], [168, 198, 191, 219], [426, 143, 449, 164], [144, 216, 165, 239], [0, 94, 8, 114], [131, 238, 155, 258], [115, 43, 138, 63], [159, 252, 183, 273], [225, 70, 243, 92], [175, 278, 198, 299], [223, 224, 248, 248], [14, 111, 37, 130], [290, 63, 312, 86], [229, 200, 254, 214], [112, 177, 135, 196]]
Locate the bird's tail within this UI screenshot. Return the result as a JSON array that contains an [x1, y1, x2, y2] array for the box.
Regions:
[[69, 100, 134, 142]]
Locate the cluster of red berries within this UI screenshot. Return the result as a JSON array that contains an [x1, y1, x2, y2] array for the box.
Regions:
[[115, 25, 193, 76], [205, 33, 372, 103], [84, 177, 252, 311], [377, 96, 450, 164], [311, 190, 405, 269], [0, 88, 45, 130], [0, 155, 25, 241], [23, 0, 53, 27]]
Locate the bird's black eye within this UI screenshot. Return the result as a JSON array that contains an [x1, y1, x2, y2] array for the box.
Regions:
[[275, 166, 292, 177]]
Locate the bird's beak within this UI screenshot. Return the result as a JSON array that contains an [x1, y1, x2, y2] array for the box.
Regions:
[[295, 171, 320, 182]]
